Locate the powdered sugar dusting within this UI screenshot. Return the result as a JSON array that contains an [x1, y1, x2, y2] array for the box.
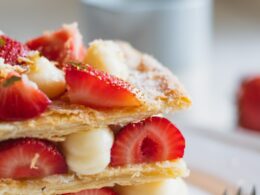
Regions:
[[128, 69, 162, 104], [127, 54, 183, 106], [119, 41, 191, 110]]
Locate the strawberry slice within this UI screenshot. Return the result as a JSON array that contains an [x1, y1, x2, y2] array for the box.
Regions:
[[26, 23, 86, 66], [0, 138, 68, 179], [0, 35, 28, 65], [110, 116, 185, 166], [65, 64, 141, 108], [64, 188, 117, 195], [238, 76, 260, 131], [0, 72, 51, 121]]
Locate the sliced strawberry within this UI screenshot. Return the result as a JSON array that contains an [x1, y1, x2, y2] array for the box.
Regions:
[[65, 64, 141, 108], [0, 35, 28, 65], [0, 138, 68, 179], [26, 23, 86, 66], [238, 76, 260, 131], [0, 72, 51, 121], [110, 116, 185, 166], [64, 188, 117, 195]]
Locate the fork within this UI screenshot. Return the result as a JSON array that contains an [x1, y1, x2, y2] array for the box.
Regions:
[[223, 186, 256, 195]]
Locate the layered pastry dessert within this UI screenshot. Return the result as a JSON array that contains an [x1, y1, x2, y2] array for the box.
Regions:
[[0, 23, 191, 195]]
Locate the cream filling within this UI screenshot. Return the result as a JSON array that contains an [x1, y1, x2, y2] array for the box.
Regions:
[[114, 179, 188, 195], [84, 39, 129, 80], [25, 55, 66, 99], [62, 127, 114, 175]]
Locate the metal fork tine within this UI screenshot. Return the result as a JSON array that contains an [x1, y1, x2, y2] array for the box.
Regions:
[[223, 186, 256, 195], [251, 186, 256, 195], [223, 189, 228, 195], [236, 187, 242, 195]]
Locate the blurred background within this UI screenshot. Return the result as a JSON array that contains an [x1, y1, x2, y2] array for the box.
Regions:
[[0, 0, 259, 194]]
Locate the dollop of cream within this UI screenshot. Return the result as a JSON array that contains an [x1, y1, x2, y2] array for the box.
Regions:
[[25, 55, 66, 98], [84, 40, 129, 80], [62, 127, 114, 175]]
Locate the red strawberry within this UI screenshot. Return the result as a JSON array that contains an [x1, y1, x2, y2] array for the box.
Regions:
[[65, 64, 141, 108], [64, 188, 117, 195], [26, 23, 86, 66], [0, 138, 68, 179], [0, 72, 51, 121], [0, 35, 28, 65], [110, 116, 185, 166], [238, 76, 260, 131]]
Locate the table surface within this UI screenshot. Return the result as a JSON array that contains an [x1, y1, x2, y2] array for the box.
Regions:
[[181, 123, 260, 194]]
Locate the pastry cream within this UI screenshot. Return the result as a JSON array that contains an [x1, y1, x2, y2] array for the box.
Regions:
[[115, 179, 188, 195], [84, 40, 129, 79], [26, 55, 65, 98], [62, 127, 114, 175]]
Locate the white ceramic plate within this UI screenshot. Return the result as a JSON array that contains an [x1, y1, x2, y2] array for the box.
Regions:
[[178, 124, 260, 195], [188, 183, 210, 195]]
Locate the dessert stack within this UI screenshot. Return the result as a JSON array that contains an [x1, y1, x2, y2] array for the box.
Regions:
[[0, 23, 191, 195]]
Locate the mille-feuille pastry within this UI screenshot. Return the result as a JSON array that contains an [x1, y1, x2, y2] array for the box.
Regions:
[[0, 23, 191, 195]]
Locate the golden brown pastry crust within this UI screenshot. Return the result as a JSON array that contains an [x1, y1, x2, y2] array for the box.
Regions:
[[0, 159, 188, 195], [0, 42, 191, 141]]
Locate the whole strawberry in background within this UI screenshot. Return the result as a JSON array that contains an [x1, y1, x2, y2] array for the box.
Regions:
[[238, 75, 260, 132]]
